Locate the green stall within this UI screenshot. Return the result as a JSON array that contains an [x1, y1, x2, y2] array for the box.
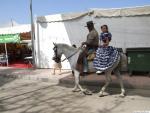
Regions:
[[0, 34, 20, 66]]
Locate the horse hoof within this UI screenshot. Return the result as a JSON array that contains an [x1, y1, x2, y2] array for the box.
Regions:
[[99, 93, 104, 97], [72, 89, 81, 92], [99, 94, 104, 97], [83, 90, 92, 95], [119, 93, 125, 97]]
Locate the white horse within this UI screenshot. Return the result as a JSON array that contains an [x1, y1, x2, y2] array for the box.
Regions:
[[53, 43, 126, 97]]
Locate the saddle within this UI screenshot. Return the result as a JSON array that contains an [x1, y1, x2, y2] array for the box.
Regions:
[[87, 50, 96, 61]]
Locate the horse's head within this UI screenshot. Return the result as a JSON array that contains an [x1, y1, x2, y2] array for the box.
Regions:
[[52, 43, 62, 63]]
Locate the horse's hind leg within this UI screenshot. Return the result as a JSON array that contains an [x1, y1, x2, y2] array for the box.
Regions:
[[114, 69, 125, 97], [99, 71, 112, 97]]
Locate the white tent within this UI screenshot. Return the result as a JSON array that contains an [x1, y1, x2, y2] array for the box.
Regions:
[[35, 6, 150, 69]]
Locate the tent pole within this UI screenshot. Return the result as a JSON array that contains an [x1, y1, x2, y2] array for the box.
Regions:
[[4, 43, 9, 66], [30, 0, 35, 67]]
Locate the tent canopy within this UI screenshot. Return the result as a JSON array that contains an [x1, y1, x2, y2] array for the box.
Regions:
[[37, 5, 150, 23], [0, 24, 31, 35], [0, 24, 31, 43], [0, 34, 20, 43]]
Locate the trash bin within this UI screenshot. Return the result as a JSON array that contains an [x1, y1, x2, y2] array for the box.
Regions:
[[126, 48, 150, 75]]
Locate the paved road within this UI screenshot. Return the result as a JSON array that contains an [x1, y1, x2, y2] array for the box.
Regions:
[[0, 77, 150, 113]]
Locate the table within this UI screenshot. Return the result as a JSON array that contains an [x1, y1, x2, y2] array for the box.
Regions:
[[24, 56, 33, 66]]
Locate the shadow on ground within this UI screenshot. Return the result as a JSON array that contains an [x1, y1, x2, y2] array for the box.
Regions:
[[58, 72, 150, 98], [0, 83, 93, 113], [0, 68, 37, 87]]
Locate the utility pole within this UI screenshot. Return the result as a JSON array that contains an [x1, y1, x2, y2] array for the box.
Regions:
[[30, 0, 35, 67], [11, 18, 14, 27], [5, 18, 14, 66]]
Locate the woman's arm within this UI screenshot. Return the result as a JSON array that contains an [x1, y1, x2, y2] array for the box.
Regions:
[[103, 37, 110, 47]]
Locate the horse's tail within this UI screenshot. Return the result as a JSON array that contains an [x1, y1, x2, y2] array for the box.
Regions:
[[120, 53, 128, 71]]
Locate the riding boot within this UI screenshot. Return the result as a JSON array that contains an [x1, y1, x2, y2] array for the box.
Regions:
[[76, 48, 88, 76]]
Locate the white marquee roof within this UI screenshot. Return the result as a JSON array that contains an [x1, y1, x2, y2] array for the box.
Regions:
[[0, 24, 31, 35], [37, 5, 150, 23]]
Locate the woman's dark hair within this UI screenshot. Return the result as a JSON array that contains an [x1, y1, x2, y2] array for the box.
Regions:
[[101, 25, 108, 30]]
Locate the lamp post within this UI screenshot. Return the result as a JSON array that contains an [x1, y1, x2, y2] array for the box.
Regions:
[[30, 0, 35, 67]]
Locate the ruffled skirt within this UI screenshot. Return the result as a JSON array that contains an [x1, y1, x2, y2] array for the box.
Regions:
[[93, 46, 119, 71]]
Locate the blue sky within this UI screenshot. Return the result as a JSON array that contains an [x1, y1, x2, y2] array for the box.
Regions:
[[0, 0, 150, 27]]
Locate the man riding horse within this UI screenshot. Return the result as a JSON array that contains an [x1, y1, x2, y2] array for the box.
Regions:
[[76, 21, 99, 76], [52, 21, 126, 96]]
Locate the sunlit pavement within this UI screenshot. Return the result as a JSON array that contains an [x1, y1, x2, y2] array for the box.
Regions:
[[0, 67, 150, 113], [0, 77, 150, 113]]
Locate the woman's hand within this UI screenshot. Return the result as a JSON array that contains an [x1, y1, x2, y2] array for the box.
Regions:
[[103, 38, 109, 47]]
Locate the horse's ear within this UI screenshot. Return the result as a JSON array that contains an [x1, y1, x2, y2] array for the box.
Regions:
[[53, 42, 56, 46]]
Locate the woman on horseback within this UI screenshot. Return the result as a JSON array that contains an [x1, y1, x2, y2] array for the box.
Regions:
[[94, 25, 119, 71]]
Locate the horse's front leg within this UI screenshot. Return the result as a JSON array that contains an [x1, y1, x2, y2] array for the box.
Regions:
[[73, 70, 93, 95], [72, 70, 80, 92], [99, 71, 111, 97], [72, 83, 80, 92], [72, 70, 85, 92]]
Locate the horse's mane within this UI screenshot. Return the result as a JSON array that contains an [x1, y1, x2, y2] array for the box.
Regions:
[[56, 43, 78, 51]]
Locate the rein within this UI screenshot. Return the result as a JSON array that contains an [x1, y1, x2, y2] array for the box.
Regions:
[[61, 47, 81, 62]]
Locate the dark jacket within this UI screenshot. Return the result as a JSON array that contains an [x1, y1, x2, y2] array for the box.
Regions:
[[86, 28, 99, 48]]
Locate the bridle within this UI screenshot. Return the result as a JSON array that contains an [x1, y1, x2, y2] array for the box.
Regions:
[[53, 44, 81, 63], [53, 45, 61, 63]]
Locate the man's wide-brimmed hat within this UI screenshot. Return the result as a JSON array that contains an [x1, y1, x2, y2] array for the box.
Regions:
[[85, 21, 95, 27]]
